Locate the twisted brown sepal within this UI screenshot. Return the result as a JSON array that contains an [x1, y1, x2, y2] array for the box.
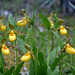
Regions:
[[9, 23, 14, 30], [0, 14, 5, 22], [1, 38, 7, 44]]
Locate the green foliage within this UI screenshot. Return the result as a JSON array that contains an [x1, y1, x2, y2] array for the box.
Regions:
[[51, 30, 64, 49], [47, 67, 53, 75], [0, 3, 75, 75], [51, 54, 67, 71], [0, 72, 3, 75], [8, 14, 18, 30], [64, 62, 75, 70], [54, 14, 59, 29], [38, 52, 44, 66], [32, 1, 38, 26], [49, 49, 56, 66], [53, 66, 59, 75], [4, 66, 15, 75], [17, 38, 27, 53], [13, 62, 24, 75], [29, 59, 35, 75], [39, 14, 50, 30], [38, 63, 47, 75]]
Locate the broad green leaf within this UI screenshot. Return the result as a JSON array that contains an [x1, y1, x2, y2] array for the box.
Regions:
[[0, 53, 5, 74], [66, 73, 73, 75], [0, 72, 3, 75], [38, 63, 47, 75], [4, 66, 15, 75], [29, 59, 35, 75], [39, 14, 50, 30], [17, 38, 27, 53], [32, 39, 37, 55], [51, 30, 64, 49], [47, 66, 53, 75], [51, 54, 67, 71], [63, 62, 75, 70], [38, 52, 44, 65], [13, 62, 24, 75], [53, 66, 59, 75], [8, 14, 17, 30], [49, 49, 56, 66]]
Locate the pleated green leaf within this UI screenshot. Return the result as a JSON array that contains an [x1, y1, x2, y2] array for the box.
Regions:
[[8, 14, 17, 30], [4, 66, 15, 75], [17, 38, 27, 53], [39, 14, 50, 30], [13, 62, 24, 75]]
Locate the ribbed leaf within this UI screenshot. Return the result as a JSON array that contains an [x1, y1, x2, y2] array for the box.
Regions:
[[51, 30, 64, 49], [32, 1, 38, 25], [8, 14, 17, 30], [47, 66, 53, 75], [13, 62, 24, 75], [38, 52, 44, 65], [4, 66, 15, 75], [29, 59, 35, 75], [0, 72, 3, 75], [64, 62, 75, 70], [38, 63, 47, 75], [54, 14, 59, 29], [51, 54, 67, 71], [49, 49, 56, 66], [39, 14, 50, 30], [53, 66, 59, 75], [17, 38, 27, 53]]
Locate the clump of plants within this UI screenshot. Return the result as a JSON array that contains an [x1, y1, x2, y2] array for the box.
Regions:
[[0, 3, 75, 75]]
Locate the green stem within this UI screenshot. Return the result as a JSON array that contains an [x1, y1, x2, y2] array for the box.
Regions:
[[51, 30, 53, 51], [0, 48, 5, 74], [72, 55, 74, 65], [59, 53, 63, 75], [32, 26, 34, 39], [0, 50, 1, 68], [14, 40, 18, 68], [47, 30, 50, 66], [32, 26, 37, 75], [35, 55, 37, 75]]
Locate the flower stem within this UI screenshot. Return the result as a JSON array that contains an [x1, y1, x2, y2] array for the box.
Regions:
[[32, 26, 37, 75], [0, 48, 5, 74], [14, 40, 18, 68], [47, 30, 50, 66], [59, 53, 63, 75], [35, 55, 37, 75], [51, 29, 53, 51]]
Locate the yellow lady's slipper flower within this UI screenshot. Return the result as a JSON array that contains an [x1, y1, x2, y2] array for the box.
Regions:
[[21, 51, 31, 62], [17, 19, 27, 26], [66, 44, 75, 54], [9, 30, 16, 42], [60, 26, 67, 35], [0, 25, 6, 31], [1, 44, 9, 55]]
